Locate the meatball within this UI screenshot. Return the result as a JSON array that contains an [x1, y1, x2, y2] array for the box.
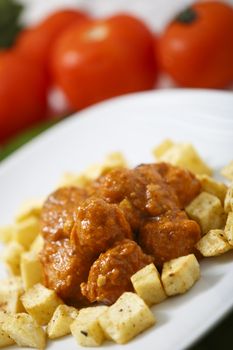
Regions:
[[81, 239, 153, 305], [41, 186, 87, 240], [40, 238, 91, 305], [154, 162, 201, 207], [135, 164, 179, 216], [91, 168, 141, 203], [118, 199, 142, 232], [91, 165, 179, 226], [71, 198, 133, 257], [139, 210, 201, 267]]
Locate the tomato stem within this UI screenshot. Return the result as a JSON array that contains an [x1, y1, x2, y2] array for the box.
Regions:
[[175, 7, 197, 24]]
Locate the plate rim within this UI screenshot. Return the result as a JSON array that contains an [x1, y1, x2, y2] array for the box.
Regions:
[[1, 88, 233, 172]]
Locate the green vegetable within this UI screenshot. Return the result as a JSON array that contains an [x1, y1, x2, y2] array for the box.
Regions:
[[0, 0, 24, 48]]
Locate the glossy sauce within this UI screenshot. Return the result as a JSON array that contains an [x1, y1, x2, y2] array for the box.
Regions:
[[40, 162, 201, 305]]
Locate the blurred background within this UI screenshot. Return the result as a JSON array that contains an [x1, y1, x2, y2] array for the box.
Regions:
[[0, 0, 233, 158]]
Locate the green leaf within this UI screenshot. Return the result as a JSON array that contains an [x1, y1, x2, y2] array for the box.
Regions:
[[0, 0, 24, 48]]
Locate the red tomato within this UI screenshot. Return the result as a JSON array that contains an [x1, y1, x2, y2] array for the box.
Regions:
[[158, 1, 233, 88], [16, 9, 89, 69], [50, 14, 157, 110], [0, 51, 48, 144]]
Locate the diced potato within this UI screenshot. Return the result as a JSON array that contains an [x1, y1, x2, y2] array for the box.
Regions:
[[58, 172, 91, 188], [84, 152, 127, 180], [196, 229, 232, 257], [2, 313, 46, 349], [20, 252, 43, 290], [58, 152, 127, 188], [0, 225, 14, 244], [158, 143, 212, 176], [71, 306, 107, 346], [15, 199, 43, 223], [0, 290, 24, 315], [152, 139, 174, 159], [161, 254, 200, 296], [13, 216, 40, 249], [224, 183, 233, 213], [98, 292, 155, 344], [30, 235, 44, 255], [47, 305, 78, 339], [0, 277, 24, 314], [0, 328, 14, 348], [131, 263, 166, 306], [186, 192, 226, 234], [0, 276, 24, 293], [197, 175, 227, 204], [221, 161, 233, 181], [0, 290, 24, 314], [100, 152, 127, 175], [224, 212, 233, 246], [21, 283, 63, 325], [0, 311, 15, 347], [1, 241, 25, 275]]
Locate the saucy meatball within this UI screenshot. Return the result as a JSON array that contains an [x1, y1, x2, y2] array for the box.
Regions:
[[139, 210, 201, 267], [91, 168, 140, 203], [71, 198, 133, 258], [41, 186, 87, 240], [91, 165, 179, 225], [81, 239, 153, 305], [40, 238, 91, 305], [118, 198, 142, 231], [40, 161, 202, 307], [154, 162, 201, 207]]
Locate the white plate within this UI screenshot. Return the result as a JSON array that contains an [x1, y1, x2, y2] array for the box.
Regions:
[[1, 89, 233, 350]]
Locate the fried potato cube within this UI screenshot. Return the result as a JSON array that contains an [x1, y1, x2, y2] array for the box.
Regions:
[[196, 229, 232, 257], [131, 263, 166, 306], [58, 172, 91, 188], [100, 152, 127, 175], [0, 276, 24, 294], [186, 192, 226, 234], [20, 252, 43, 290], [15, 199, 43, 223], [30, 235, 44, 255], [152, 139, 174, 158], [197, 175, 227, 204], [71, 306, 108, 346], [0, 311, 15, 347], [82, 152, 126, 182], [98, 292, 155, 344], [0, 225, 14, 244], [21, 283, 63, 325], [161, 254, 200, 296], [47, 305, 78, 339], [2, 313, 46, 349], [13, 216, 40, 249], [221, 161, 233, 181], [0, 328, 14, 348], [224, 212, 233, 246], [0, 277, 24, 314], [159, 143, 212, 176], [0, 291, 24, 314], [58, 152, 127, 188], [1, 241, 25, 275], [224, 184, 233, 213]]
